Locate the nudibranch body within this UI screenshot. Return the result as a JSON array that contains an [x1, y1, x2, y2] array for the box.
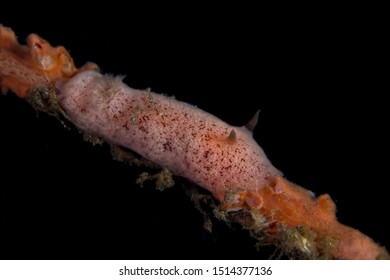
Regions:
[[0, 25, 388, 260], [59, 70, 282, 200]]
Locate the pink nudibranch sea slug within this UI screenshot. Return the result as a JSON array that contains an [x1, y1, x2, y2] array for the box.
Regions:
[[0, 25, 388, 260], [59, 70, 282, 200]]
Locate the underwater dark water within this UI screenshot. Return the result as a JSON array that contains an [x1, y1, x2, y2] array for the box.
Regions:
[[0, 10, 388, 259]]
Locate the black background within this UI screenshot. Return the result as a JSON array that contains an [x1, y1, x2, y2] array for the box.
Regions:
[[1, 6, 388, 259]]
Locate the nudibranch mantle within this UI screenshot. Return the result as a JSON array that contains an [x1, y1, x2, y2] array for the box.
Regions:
[[58, 70, 282, 200]]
